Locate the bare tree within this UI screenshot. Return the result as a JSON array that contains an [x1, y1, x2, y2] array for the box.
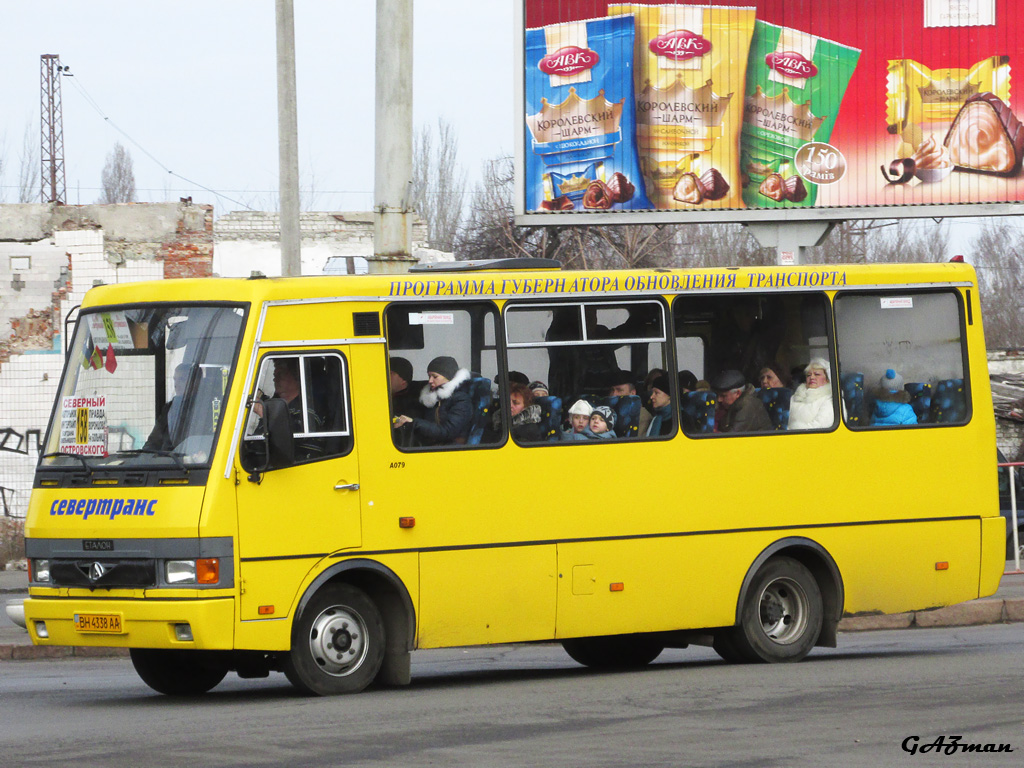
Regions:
[[456, 155, 775, 268], [99, 142, 136, 203], [969, 221, 1024, 349], [18, 121, 38, 203], [411, 118, 467, 253]]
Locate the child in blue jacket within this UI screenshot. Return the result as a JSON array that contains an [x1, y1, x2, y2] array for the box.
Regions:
[[872, 369, 918, 425]]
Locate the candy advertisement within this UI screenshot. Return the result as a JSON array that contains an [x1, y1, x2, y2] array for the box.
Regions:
[[519, 0, 1024, 219]]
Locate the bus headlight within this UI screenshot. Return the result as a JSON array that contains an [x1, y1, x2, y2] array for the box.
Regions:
[[165, 560, 196, 584], [165, 558, 219, 585], [31, 559, 51, 584]]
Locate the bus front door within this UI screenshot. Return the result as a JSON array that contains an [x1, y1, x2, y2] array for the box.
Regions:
[[234, 349, 361, 624]]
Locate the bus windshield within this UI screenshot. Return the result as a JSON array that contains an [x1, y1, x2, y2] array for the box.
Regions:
[[40, 304, 246, 470]]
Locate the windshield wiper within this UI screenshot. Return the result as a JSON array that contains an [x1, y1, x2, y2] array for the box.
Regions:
[[40, 452, 94, 474], [115, 449, 188, 472]]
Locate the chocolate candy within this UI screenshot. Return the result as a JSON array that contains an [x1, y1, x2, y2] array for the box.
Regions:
[[672, 172, 704, 204], [582, 180, 613, 209], [758, 173, 786, 201], [541, 196, 575, 211], [782, 175, 808, 202], [880, 158, 916, 184], [606, 172, 635, 204], [758, 172, 807, 202], [944, 92, 1024, 177], [671, 167, 732, 205], [699, 168, 730, 201]]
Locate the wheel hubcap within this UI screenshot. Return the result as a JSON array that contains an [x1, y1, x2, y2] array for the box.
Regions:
[[308, 605, 368, 677], [758, 576, 809, 645]]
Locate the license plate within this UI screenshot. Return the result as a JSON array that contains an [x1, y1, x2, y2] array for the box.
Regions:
[[73, 613, 123, 633]]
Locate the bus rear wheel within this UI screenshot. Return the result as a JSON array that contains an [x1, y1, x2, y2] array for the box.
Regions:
[[129, 649, 228, 696], [283, 584, 385, 695], [729, 556, 823, 663], [561, 635, 664, 669]]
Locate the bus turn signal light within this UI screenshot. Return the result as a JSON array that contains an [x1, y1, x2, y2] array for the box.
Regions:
[[935, 561, 949, 571], [610, 582, 624, 592], [196, 558, 220, 584], [258, 605, 275, 615], [399, 517, 415, 528]]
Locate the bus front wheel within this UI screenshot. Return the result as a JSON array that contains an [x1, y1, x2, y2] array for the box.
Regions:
[[283, 583, 385, 695], [129, 649, 228, 695], [561, 635, 663, 669], [730, 556, 823, 663]]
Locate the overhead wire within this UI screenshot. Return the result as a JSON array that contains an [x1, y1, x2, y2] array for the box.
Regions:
[[63, 67, 255, 211]]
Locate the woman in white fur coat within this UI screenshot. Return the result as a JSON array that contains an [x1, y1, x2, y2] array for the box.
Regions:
[[788, 358, 834, 431], [392, 355, 473, 445]]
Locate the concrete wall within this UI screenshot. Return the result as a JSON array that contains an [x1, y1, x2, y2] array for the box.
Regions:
[[213, 210, 441, 276]]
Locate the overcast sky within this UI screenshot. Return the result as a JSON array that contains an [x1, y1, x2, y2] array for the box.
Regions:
[[0, 1, 514, 213]]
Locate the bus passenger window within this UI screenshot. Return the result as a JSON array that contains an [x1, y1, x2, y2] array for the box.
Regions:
[[385, 302, 501, 450], [673, 293, 834, 435], [834, 291, 967, 428], [241, 353, 352, 468], [505, 300, 671, 442]]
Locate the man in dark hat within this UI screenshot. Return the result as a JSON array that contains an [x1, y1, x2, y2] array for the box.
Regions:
[[392, 355, 473, 445], [389, 356, 424, 420], [713, 369, 771, 433], [607, 369, 637, 397]]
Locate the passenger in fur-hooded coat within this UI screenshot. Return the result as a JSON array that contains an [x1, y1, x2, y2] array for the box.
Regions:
[[413, 365, 474, 445]]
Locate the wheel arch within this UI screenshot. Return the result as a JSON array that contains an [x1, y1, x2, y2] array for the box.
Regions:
[[297, 558, 416, 655], [735, 537, 845, 648]]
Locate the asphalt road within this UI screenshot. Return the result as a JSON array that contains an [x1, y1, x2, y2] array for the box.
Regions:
[[0, 624, 1021, 767]]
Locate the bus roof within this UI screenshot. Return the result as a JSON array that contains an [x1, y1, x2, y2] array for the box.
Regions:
[[80, 261, 978, 310]]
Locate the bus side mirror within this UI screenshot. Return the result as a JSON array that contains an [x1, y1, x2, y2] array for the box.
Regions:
[[247, 398, 295, 482]]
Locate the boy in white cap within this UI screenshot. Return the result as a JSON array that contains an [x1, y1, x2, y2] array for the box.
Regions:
[[561, 399, 594, 441]]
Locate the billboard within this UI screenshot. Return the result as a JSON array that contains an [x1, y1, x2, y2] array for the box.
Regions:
[[515, 0, 1024, 224]]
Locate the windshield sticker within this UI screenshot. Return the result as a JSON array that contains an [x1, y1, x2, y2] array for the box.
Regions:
[[409, 312, 455, 325], [87, 312, 135, 350], [49, 498, 157, 519], [881, 297, 914, 309], [58, 396, 108, 457]]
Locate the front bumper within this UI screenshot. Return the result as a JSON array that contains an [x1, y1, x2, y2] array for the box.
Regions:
[[24, 596, 235, 650]]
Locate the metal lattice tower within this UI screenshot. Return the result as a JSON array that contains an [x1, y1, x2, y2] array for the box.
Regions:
[[40, 54, 67, 204]]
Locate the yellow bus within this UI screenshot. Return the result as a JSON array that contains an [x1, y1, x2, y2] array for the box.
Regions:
[[23, 258, 1005, 695]]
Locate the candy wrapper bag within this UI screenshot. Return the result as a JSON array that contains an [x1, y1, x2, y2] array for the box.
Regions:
[[740, 20, 860, 208], [525, 15, 651, 212], [608, 4, 755, 210]]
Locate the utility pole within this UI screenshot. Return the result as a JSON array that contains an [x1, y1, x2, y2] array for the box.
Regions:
[[40, 54, 67, 205], [370, 0, 416, 273], [276, 0, 301, 276]]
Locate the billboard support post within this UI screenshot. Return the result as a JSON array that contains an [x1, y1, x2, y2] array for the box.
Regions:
[[744, 221, 836, 266]]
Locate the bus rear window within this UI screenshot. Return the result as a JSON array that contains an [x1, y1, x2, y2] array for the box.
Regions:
[[834, 291, 967, 428]]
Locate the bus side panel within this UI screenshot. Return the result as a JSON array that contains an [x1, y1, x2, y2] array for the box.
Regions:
[[238, 559, 315, 624], [417, 546, 556, 648], [980, 515, 1006, 598], [555, 538, 743, 639], [822, 519, 981, 615]]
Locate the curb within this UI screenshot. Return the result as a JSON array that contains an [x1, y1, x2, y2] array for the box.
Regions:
[[2, 598, 1022, 661], [838, 597, 1024, 632], [0, 643, 129, 661]]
